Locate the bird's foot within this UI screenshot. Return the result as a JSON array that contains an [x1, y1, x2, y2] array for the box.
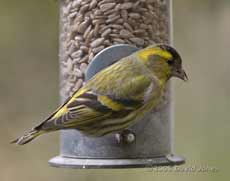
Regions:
[[115, 129, 136, 144]]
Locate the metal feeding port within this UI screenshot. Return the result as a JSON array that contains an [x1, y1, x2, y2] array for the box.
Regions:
[[49, 44, 185, 169]]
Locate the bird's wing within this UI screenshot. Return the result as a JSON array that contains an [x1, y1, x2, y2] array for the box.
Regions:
[[36, 74, 153, 131], [35, 59, 156, 131]]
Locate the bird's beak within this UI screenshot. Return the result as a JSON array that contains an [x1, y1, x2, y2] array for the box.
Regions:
[[174, 69, 188, 81], [179, 69, 188, 81]]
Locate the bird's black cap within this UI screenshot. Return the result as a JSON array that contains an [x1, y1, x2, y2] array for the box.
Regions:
[[157, 44, 182, 64]]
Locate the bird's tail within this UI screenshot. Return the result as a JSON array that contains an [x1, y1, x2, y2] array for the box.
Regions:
[[11, 129, 44, 145]]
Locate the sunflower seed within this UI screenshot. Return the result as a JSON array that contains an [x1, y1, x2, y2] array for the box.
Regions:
[[124, 22, 133, 32], [94, 9, 102, 16], [120, 2, 133, 10], [90, 38, 105, 48], [88, 52, 94, 62], [73, 78, 83, 91], [85, 30, 94, 44], [83, 24, 92, 39], [104, 39, 111, 45], [73, 14, 83, 24], [101, 28, 112, 37], [100, 3, 116, 12], [71, 0, 81, 9], [106, 15, 120, 23], [110, 24, 123, 29], [129, 13, 141, 19], [79, 4, 89, 14], [93, 23, 100, 37], [92, 19, 105, 25], [77, 18, 91, 33], [73, 67, 83, 78], [71, 49, 83, 58], [129, 37, 145, 46], [119, 29, 133, 38], [68, 12, 77, 19], [92, 45, 105, 54], [112, 38, 125, 44], [109, 33, 119, 38], [121, 10, 128, 21], [80, 63, 88, 72], [79, 55, 89, 63], [116, 18, 124, 24], [80, 45, 89, 53], [89, 0, 97, 9]]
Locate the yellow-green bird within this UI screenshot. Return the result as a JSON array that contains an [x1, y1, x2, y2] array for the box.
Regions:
[[12, 44, 187, 145]]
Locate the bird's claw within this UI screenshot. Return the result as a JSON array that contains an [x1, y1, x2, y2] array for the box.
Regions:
[[115, 129, 136, 144]]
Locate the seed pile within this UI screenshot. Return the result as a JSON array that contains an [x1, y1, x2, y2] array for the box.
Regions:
[[59, 0, 170, 99]]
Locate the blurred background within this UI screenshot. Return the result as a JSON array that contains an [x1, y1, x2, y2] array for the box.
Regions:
[[0, 0, 229, 180]]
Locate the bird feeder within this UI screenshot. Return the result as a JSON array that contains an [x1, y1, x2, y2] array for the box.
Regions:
[[49, 0, 185, 168]]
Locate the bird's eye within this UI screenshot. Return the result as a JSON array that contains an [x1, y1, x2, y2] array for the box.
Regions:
[[167, 59, 174, 65]]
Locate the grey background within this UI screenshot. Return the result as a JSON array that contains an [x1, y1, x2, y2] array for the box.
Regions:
[[0, 0, 229, 180]]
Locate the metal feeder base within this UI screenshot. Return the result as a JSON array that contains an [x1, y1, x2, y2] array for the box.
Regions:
[[49, 155, 185, 169]]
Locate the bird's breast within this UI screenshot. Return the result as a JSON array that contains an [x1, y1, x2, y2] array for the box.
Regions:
[[142, 80, 164, 113]]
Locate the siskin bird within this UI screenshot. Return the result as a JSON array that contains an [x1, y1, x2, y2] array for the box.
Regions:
[[12, 44, 187, 145]]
